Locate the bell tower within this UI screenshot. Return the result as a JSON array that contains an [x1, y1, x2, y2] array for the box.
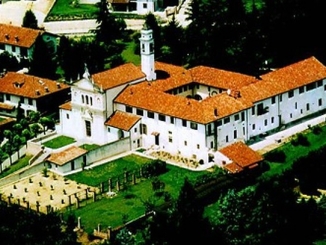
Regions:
[[139, 27, 156, 81]]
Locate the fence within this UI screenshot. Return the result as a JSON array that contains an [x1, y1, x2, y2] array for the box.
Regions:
[[0, 145, 26, 173]]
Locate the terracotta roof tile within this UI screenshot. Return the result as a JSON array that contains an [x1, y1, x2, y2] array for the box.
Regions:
[[0, 72, 70, 99], [105, 110, 141, 131], [46, 146, 87, 166], [219, 141, 263, 168], [224, 162, 243, 173], [243, 56, 326, 102], [190, 66, 257, 90], [59, 101, 72, 111], [92, 63, 146, 91], [0, 23, 41, 48]]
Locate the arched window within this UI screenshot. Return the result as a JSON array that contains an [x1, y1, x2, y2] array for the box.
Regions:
[[81, 95, 84, 103], [90, 97, 93, 106], [86, 95, 89, 105]]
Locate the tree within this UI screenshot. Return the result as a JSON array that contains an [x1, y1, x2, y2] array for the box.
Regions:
[[29, 35, 57, 79], [22, 10, 38, 29], [0, 51, 20, 72], [144, 13, 162, 59], [94, 0, 126, 43], [112, 228, 135, 245]]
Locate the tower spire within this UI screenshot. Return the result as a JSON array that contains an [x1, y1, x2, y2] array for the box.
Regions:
[[139, 27, 156, 81]]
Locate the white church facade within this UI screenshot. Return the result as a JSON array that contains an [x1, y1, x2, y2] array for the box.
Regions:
[[56, 27, 326, 166]]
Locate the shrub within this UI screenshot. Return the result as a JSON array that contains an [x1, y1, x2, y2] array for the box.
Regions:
[[312, 125, 322, 135], [291, 133, 310, 146], [264, 149, 286, 163]]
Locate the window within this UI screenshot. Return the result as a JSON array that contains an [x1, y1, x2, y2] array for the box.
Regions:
[[288, 90, 294, 98], [306, 103, 310, 111], [299, 86, 304, 94], [252, 106, 255, 115], [158, 114, 166, 121], [264, 119, 267, 126], [226, 135, 229, 143], [271, 117, 274, 124], [178, 87, 182, 93], [190, 122, 198, 130], [306, 83, 316, 91], [216, 120, 222, 127], [82, 95, 84, 103], [257, 103, 265, 115], [234, 130, 237, 139], [5, 94, 10, 101], [252, 124, 255, 130], [184, 141, 187, 146], [66, 113, 69, 119], [147, 111, 154, 118], [90, 97, 93, 106], [86, 95, 89, 104], [271, 96, 276, 104], [197, 144, 200, 149], [234, 114, 240, 121], [317, 80, 323, 87], [85, 120, 91, 137], [169, 136, 173, 143], [224, 117, 230, 124], [319, 98, 322, 106], [280, 94, 282, 102], [126, 106, 132, 113], [295, 102, 297, 109], [108, 127, 110, 132], [207, 124, 212, 135], [182, 119, 187, 127], [140, 124, 147, 135], [143, 3, 147, 8], [324, 84, 326, 91], [141, 43, 145, 52], [28, 98, 33, 105], [150, 43, 154, 53], [170, 117, 174, 124], [136, 109, 143, 116], [134, 128, 137, 133]]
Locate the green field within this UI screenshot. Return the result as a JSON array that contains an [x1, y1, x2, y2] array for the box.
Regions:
[[42, 135, 76, 149]]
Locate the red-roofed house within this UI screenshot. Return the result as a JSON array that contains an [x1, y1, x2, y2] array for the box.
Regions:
[[0, 23, 58, 60], [0, 72, 70, 117], [56, 27, 326, 167]]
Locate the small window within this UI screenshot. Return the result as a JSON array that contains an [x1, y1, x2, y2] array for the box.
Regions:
[[295, 102, 297, 109], [224, 117, 230, 124], [190, 122, 198, 130], [66, 113, 69, 119], [169, 136, 173, 143], [140, 124, 147, 135], [271, 96, 276, 104], [136, 109, 143, 116], [264, 119, 267, 126], [234, 114, 240, 121], [158, 114, 166, 121], [143, 3, 147, 8], [28, 98, 33, 105], [241, 112, 245, 121], [252, 124, 255, 130], [147, 111, 154, 118], [170, 116, 174, 124], [317, 80, 323, 87], [226, 135, 229, 143], [197, 144, 200, 149], [280, 94, 282, 102], [319, 98, 322, 106], [288, 90, 294, 98], [184, 141, 187, 146], [82, 95, 84, 103], [134, 128, 137, 133], [216, 120, 222, 126], [306, 103, 310, 111], [271, 117, 274, 124], [182, 119, 187, 127], [234, 130, 237, 139], [299, 87, 304, 94], [107, 127, 110, 132], [126, 106, 132, 113], [5, 94, 10, 101], [252, 106, 255, 115]]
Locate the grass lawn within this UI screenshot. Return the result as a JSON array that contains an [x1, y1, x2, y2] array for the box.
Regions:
[[260, 123, 326, 180], [42, 135, 76, 149], [47, 0, 98, 17], [65, 158, 208, 233], [80, 144, 100, 151], [0, 155, 32, 179], [122, 41, 141, 65], [67, 154, 152, 187]]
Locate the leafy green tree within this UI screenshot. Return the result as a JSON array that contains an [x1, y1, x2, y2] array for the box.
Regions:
[[0, 51, 20, 72], [112, 228, 135, 245], [144, 13, 162, 59], [94, 0, 126, 43], [22, 9, 38, 29], [29, 35, 57, 79]]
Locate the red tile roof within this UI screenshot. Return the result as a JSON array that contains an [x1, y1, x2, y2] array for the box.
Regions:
[[105, 110, 141, 131], [46, 146, 87, 166], [190, 66, 257, 90], [0, 24, 41, 48], [59, 101, 72, 111], [224, 162, 243, 173], [92, 63, 146, 91], [242, 56, 326, 102], [219, 141, 263, 168], [0, 72, 70, 99]]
